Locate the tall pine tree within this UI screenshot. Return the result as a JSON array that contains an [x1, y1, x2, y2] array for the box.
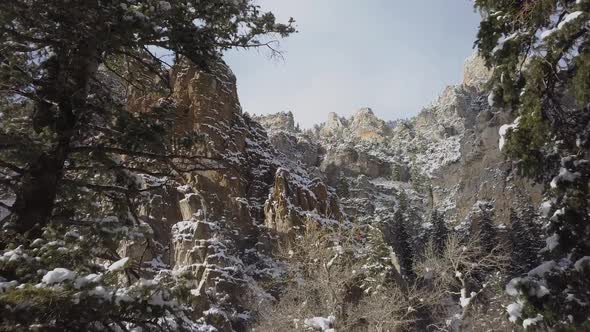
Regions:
[[475, 0, 590, 328], [0, 0, 294, 237], [431, 209, 448, 256], [389, 208, 415, 280], [0, 0, 294, 329], [509, 208, 541, 276]]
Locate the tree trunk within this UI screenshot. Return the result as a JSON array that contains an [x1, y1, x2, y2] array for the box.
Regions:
[[12, 41, 99, 238], [12, 138, 71, 237]]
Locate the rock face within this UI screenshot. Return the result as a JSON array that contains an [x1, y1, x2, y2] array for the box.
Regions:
[[253, 111, 323, 168], [264, 168, 341, 234], [127, 60, 342, 330], [462, 52, 493, 91]]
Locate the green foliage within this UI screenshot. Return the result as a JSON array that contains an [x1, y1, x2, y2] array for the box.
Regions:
[[0, 0, 294, 330], [474, 202, 497, 254], [390, 208, 415, 280], [475, 0, 589, 172], [476, 1, 590, 327], [362, 226, 396, 291], [0, 223, 200, 331], [509, 209, 542, 276], [502, 100, 550, 175], [571, 52, 590, 106], [430, 210, 448, 255]]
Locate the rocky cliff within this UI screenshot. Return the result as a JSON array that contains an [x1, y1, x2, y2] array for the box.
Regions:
[[125, 60, 343, 330]]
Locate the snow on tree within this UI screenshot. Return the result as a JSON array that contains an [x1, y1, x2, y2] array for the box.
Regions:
[[475, 0, 590, 328], [0, 0, 294, 329]]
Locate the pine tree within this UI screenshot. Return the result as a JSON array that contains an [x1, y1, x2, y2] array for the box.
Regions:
[[0, 0, 294, 238], [362, 226, 396, 291], [431, 209, 448, 255], [476, 202, 497, 254], [390, 208, 415, 280], [509, 209, 540, 276], [475, 0, 590, 173], [475, 0, 590, 328], [0, 0, 294, 329]]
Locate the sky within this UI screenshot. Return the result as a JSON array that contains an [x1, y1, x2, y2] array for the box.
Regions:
[[224, 0, 481, 128]]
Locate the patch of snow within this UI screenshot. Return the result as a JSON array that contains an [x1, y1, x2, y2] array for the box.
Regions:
[[550, 208, 564, 221], [108, 257, 130, 272], [89, 285, 109, 299], [507, 301, 523, 323], [304, 316, 335, 331], [0, 280, 19, 293], [499, 117, 520, 151], [540, 28, 557, 40], [506, 277, 522, 296], [492, 32, 519, 54], [550, 167, 580, 188], [176, 185, 192, 193], [574, 256, 590, 271], [528, 261, 556, 277], [488, 90, 496, 107], [459, 288, 476, 308], [535, 285, 550, 298], [558, 11, 584, 29], [541, 233, 559, 252], [42, 268, 77, 284], [421, 222, 433, 230], [540, 200, 553, 217], [523, 314, 543, 329], [1, 246, 26, 263], [74, 273, 102, 288]]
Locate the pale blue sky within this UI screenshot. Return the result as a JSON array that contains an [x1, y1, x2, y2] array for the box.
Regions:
[[224, 0, 481, 128]]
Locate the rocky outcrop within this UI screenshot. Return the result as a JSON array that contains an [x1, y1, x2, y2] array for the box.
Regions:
[[462, 52, 493, 91], [348, 107, 391, 142], [124, 59, 345, 330], [264, 168, 341, 234], [254, 111, 296, 132], [253, 111, 323, 168]]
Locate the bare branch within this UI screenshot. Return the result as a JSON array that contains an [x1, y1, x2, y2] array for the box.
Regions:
[[62, 179, 167, 194]]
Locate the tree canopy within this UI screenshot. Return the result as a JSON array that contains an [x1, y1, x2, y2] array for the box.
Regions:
[[475, 0, 590, 329], [0, 0, 293, 329]]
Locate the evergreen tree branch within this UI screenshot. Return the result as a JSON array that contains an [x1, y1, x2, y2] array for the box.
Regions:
[[65, 165, 174, 178], [69, 146, 224, 162], [62, 179, 167, 194], [0, 159, 24, 174]]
